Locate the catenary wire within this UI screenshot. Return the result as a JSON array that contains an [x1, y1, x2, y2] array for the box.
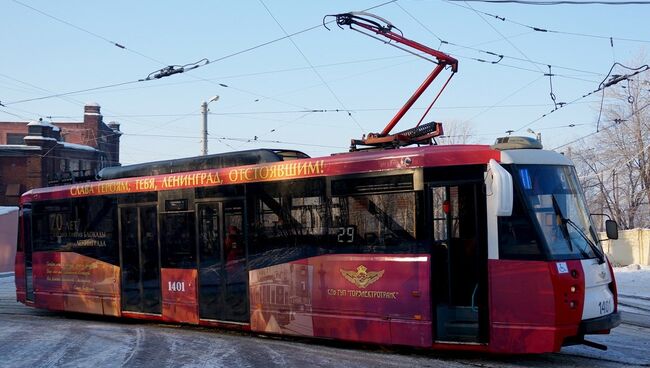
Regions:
[[553, 99, 650, 150], [442, 0, 650, 44], [446, 0, 650, 5], [10, 0, 167, 65], [258, 0, 365, 132]]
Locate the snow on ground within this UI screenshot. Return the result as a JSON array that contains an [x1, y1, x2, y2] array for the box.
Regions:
[[0, 206, 17, 216], [614, 264, 650, 298], [613, 264, 650, 316]]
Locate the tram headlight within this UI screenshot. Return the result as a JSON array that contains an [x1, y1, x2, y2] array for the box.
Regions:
[[570, 286, 577, 293]]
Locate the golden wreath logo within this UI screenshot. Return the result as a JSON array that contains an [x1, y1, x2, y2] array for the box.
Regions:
[[340, 265, 384, 289]]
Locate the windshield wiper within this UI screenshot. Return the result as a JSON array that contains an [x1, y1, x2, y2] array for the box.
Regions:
[[551, 195, 577, 253], [564, 218, 606, 264], [552, 195, 606, 264]]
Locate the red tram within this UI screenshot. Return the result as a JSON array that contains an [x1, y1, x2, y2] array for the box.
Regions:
[[14, 141, 621, 353], [14, 12, 620, 353]]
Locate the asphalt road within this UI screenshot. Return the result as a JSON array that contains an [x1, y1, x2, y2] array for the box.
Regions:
[[1, 275, 649, 368]]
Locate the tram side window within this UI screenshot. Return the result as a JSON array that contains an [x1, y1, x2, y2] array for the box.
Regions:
[[31, 198, 118, 264], [331, 191, 420, 253], [18, 206, 30, 252], [160, 212, 196, 268], [248, 179, 328, 268], [498, 192, 544, 260], [32, 201, 69, 251], [78, 197, 118, 264]]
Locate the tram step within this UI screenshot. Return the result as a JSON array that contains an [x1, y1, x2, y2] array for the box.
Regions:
[[444, 321, 479, 339]]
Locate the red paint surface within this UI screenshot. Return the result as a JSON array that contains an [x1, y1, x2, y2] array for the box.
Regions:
[[121, 311, 164, 322], [199, 319, 250, 331], [489, 259, 584, 353], [22, 145, 498, 203], [161, 268, 199, 324], [31, 252, 120, 316], [249, 254, 431, 347], [14, 251, 25, 303]]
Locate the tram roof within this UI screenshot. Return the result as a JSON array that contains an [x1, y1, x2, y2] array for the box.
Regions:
[[22, 144, 498, 203], [97, 149, 310, 180]]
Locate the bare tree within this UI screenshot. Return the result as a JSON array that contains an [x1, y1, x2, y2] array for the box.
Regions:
[[570, 56, 650, 229], [437, 120, 477, 145]]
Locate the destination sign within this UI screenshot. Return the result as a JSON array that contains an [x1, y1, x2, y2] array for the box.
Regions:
[[68, 159, 326, 197]]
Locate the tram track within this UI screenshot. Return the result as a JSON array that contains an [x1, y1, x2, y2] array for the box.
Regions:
[[619, 301, 650, 314], [618, 293, 650, 316], [619, 293, 650, 302], [618, 291, 650, 329]]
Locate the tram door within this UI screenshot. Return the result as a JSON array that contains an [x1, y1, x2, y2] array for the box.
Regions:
[[119, 205, 161, 314], [23, 206, 34, 301], [430, 183, 488, 343], [197, 201, 248, 322]]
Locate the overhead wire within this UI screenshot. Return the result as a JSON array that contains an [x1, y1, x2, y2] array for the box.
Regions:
[[396, 1, 602, 85], [4, 80, 144, 105], [460, 1, 544, 73], [465, 75, 545, 123], [0, 71, 212, 148], [236, 111, 316, 149], [125, 132, 347, 149], [10, 0, 167, 65], [258, 0, 365, 132], [0, 72, 195, 139], [7, 1, 640, 157], [86, 100, 601, 119], [447, 0, 650, 5], [514, 63, 650, 132], [3, 0, 398, 112], [553, 99, 650, 151], [395, 2, 583, 126], [442, 0, 650, 44], [4, 0, 605, 127], [0, 109, 28, 120], [10, 0, 315, 111]]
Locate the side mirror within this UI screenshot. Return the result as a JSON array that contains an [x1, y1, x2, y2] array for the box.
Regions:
[[487, 159, 513, 216], [605, 220, 619, 240]]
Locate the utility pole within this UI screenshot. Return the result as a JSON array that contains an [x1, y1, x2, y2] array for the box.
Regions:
[[200, 95, 219, 156]]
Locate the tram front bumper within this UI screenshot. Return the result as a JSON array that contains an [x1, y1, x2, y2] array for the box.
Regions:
[[579, 311, 621, 335]]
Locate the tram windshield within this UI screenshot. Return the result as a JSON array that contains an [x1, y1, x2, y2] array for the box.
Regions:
[[512, 165, 602, 260]]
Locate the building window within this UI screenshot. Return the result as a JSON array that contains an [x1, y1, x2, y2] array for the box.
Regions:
[[6, 133, 26, 145], [69, 160, 80, 173], [5, 183, 21, 197]]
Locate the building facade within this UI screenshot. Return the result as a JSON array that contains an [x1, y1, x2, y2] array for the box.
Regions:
[[0, 103, 121, 206]]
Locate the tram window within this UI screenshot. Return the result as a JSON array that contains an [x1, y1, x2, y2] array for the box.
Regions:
[[160, 212, 196, 268], [431, 187, 448, 242], [196, 184, 242, 199], [32, 201, 72, 251], [331, 192, 419, 253], [332, 174, 413, 196], [18, 206, 30, 252], [30, 198, 118, 264], [117, 192, 157, 204], [77, 197, 118, 264], [498, 193, 544, 260], [248, 179, 327, 267]]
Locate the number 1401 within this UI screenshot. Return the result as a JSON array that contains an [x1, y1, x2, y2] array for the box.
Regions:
[[168, 281, 186, 292]]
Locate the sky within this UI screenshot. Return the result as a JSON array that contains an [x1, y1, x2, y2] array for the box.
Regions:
[[1, 0, 650, 165]]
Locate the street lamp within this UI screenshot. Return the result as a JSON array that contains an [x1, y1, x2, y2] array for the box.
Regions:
[[200, 95, 219, 156], [527, 128, 542, 143]]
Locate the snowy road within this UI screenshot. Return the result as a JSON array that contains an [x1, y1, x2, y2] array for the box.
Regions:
[[1, 275, 649, 368]]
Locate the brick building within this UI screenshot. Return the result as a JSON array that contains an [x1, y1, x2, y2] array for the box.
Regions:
[[0, 103, 121, 205]]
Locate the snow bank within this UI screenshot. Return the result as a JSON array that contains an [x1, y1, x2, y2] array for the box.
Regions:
[[614, 264, 650, 298], [0, 207, 18, 216]]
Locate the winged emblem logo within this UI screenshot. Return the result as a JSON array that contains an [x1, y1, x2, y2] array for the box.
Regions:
[[340, 265, 384, 289], [599, 270, 607, 280]]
